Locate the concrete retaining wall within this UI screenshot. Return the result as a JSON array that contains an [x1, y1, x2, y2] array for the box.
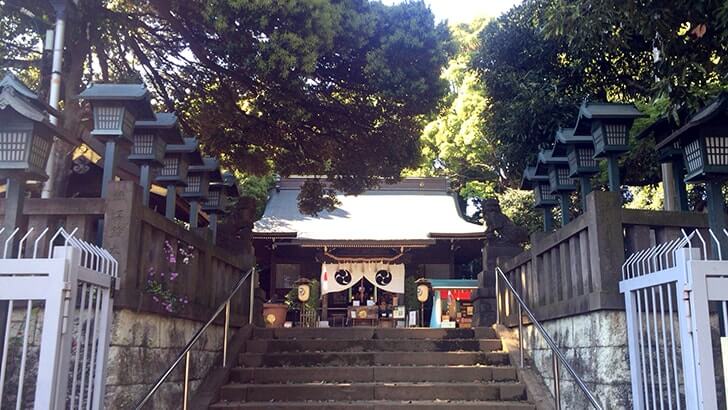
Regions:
[[517, 310, 631, 409], [104, 309, 228, 409]]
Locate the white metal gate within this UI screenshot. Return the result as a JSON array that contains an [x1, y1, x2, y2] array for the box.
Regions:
[[620, 229, 728, 409], [0, 227, 117, 410]]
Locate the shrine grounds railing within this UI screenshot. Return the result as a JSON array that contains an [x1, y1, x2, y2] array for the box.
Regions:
[[134, 267, 257, 410], [498, 190, 708, 326], [496, 266, 602, 409], [0, 226, 117, 409], [0, 181, 255, 324], [620, 229, 728, 409]]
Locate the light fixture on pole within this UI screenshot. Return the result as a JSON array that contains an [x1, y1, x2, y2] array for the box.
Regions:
[[521, 166, 557, 232], [553, 127, 600, 211], [638, 117, 689, 211], [156, 138, 203, 220], [656, 93, 728, 257], [0, 74, 69, 234], [77, 83, 155, 198], [202, 172, 239, 244], [415, 278, 431, 327], [574, 101, 644, 192], [130, 113, 183, 206], [182, 158, 221, 228], [536, 148, 577, 226]]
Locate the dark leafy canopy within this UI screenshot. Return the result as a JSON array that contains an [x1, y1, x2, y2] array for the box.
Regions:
[[1, 0, 450, 214]]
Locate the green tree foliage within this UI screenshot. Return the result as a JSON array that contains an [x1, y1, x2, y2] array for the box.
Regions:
[[414, 18, 498, 217], [1, 0, 451, 213]]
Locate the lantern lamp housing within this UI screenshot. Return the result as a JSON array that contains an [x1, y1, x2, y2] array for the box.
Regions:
[[575, 102, 644, 158], [156, 138, 202, 187], [521, 165, 558, 208], [182, 157, 222, 200], [636, 117, 682, 163], [537, 149, 577, 193], [554, 128, 599, 177], [130, 113, 182, 167], [0, 74, 69, 180], [656, 93, 728, 183], [77, 83, 155, 143]]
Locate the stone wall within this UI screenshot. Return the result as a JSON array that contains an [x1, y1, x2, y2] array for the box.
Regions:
[[105, 309, 229, 409], [517, 310, 631, 409]]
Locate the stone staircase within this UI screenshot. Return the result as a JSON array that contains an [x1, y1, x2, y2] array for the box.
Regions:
[[209, 327, 535, 409]]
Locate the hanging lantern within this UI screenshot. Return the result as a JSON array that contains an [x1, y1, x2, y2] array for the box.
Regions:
[[415, 278, 431, 302], [295, 278, 312, 303]]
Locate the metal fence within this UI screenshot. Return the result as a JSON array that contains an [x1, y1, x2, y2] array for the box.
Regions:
[[0, 227, 117, 410], [620, 229, 728, 409]]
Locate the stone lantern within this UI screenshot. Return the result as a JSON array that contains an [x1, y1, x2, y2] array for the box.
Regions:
[[521, 166, 557, 231], [156, 138, 203, 220], [0, 74, 69, 231], [574, 101, 644, 192], [553, 127, 599, 211], [130, 112, 184, 206], [203, 172, 238, 243], [536, 148, 576, 225], [77, 83, 155, 198], [181, 157, 221, 228], [637, 117, 688, 211], [657, 93, 728, 255]]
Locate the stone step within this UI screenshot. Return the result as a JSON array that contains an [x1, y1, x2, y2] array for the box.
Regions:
[[244, 338, 502, 353], [252, 327, 497, 340], [210, 400, 536, 410], [238, 351, 510, 367], [229, 365, 518, 384], [217, 382, 528, 403]]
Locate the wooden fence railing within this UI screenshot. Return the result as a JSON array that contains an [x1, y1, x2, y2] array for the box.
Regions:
[[0, 181, 255, 324], [498, 190, 708, 326]]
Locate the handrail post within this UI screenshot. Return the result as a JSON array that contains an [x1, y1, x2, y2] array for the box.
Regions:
[[553, 352, 561, 410], [183, 351, 191, 410], [223, 301, 230, 367], [518, 303, 524, 368], [249, 270, 255, 325], [495, 268, 500, 325]]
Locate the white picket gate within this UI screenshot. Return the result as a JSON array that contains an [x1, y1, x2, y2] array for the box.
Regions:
[[620, 229, 728, 409], [0, 227, 117, 410]]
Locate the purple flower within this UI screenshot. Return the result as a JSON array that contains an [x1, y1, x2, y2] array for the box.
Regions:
[[152, 296, 159, 302]]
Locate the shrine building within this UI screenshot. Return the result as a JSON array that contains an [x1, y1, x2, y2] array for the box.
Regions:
[[252, 176, 486, 327]]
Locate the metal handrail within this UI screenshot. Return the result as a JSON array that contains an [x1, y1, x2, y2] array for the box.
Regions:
[[495, 267, 602, 410], [134, 267, 256, 410]]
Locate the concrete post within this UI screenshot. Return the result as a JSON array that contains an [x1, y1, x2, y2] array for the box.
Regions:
[[189, 200, 200, 228], [672, 160, 689, 211], [101, 141, 118, 199], [706, 179, 728, 258], [165, 184, 176, 219], [558, 192, 570, 225], [579, 176, 592, 211], [607, 154, 620, 192], [139, 164, 152, 206], [3, 175, 25, 235], [543, 207, 554, 232]]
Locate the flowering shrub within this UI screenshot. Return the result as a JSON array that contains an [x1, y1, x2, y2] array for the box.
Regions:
[[145, 240, 194, 313]]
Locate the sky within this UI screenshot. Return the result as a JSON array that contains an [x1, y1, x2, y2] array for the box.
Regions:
[[380, 0, 523, 23]]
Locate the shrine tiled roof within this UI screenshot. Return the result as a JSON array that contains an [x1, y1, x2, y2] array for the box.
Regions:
[[253, 177, 485, 243]]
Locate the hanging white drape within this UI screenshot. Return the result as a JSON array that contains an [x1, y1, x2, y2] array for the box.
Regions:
[[321, 262, 405, 295]]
